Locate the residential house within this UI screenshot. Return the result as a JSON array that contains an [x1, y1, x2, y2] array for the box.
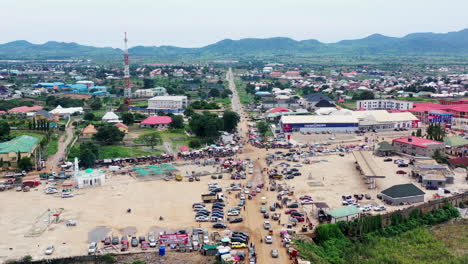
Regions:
[[81, 124, 98, 138], [140, 116, 172, 129], [102, 112, 122, 123], [0, 135, 39, 167], [115, 123, 128, 134], [301, 93, 335, 111]]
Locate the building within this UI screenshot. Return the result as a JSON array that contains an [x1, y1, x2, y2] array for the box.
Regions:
[[115, 123, 128, 134], [147, 96, 187, 113], [134, 89, 155, 98], [280, 115, 359, 133], [8, 105, 43, 114], [392, 136, 445, 157], [0, 135, 39, 167], [380, 183, 425, 205], [49, 105, 84, 119], [443, 136, 468, 157], [35, 110, 58, 121], [74, 168, 106, 188], [352, 110, 419, 130], [325, 206, 361, 223], [374, 141, 395, 156], [301, 93, 335, 111], [140, 116, 172, 129], [356, 100, 413, 111], [102, 112, 122, 123], [81, 124, 98, 138]]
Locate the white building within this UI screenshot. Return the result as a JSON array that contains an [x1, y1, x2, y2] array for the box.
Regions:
[[74, 168, 106, 188], [356, 100, 414, 111], [102, 111, 122, 123], [134, 89, 155, 98], [263, 66, 273, 74], [49, 105, 84, 118], [147, 96, 187, 113]]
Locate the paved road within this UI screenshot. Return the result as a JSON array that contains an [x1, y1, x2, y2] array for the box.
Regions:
[[46, 123, 74, 172], [226, 68, 289, 264]]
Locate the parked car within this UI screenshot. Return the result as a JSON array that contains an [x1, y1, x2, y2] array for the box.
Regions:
[[141, 241, 149, 250], [263, 221, 271, 229], [264, 235, 273, 244], [131, 237, 139, 247], [228, 211, 240, 216], [374, 205, 387, 211], [396, 170, 407, 174], [383, 158, 393, 162], [287, 203, 299, 208], [271, 249, 279, 258], [104, 236, 111, 245], [229, 217, 244, 223], [260, 207, 267, 213], [285, 209, 297, 214], [88, 242, 98, 254], [121, 241, 129, 252], [231, 242, 247, 249], [61, 193, 74, 198], [45, 245, 55, 255], [112, 236, 119, 245], [213, 223, 227, 229], [398, 163, 409, 167]]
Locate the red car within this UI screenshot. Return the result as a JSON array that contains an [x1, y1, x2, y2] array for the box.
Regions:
[[251, 190, 257, 196], [299, 195, 312, 200], [285, 209, 297, 214], [141, 241, 149, 250], [121, 241, 129, 252], [257, 183, 264, 189], [396, 170, 407, 174], [293, 215, 305, 222]]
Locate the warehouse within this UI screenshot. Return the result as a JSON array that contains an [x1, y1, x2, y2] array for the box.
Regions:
[[380, 183, 425, 205], [279, 115, 359, 133]]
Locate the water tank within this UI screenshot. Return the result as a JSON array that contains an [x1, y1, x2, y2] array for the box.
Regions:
[[159, 246, 166, 256]]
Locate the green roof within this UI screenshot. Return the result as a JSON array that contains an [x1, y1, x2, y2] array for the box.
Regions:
[[381, 183, 425, 198], [443, 136, 468, 147], [0, 135, 39, 154], [202, 245, 218, 250], [326, 206, 361, 218], [376, 141, 395, 152]]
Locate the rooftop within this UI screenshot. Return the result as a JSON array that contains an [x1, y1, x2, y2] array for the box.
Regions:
[[8, 105, 43, 113], [381, 183, 425, 198], [281, 114, 358, 124], [443, 136, 468, 147], [326, 206, 361, 218], [141, 116, 173, 125], [0, 135, 39, 154], [392, 136, 443, 148]]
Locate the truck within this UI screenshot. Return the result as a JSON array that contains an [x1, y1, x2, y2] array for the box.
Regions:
[[201, 193, 217, 203]]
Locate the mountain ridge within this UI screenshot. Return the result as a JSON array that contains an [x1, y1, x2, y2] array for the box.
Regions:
[[0, 29, 467, 59]]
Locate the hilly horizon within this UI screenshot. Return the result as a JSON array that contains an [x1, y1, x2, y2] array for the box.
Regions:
[[1, 28, 467, 60]]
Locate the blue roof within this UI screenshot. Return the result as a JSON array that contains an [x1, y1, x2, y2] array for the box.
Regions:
[[255, 91, 271, 95]]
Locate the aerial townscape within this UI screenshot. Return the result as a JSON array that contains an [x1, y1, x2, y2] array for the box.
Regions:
[[0, 2, 467, 264]]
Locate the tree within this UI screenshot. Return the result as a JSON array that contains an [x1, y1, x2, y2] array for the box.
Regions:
[[18, 157, 33, 171], [138, 132, 162, 149], [81, 142, 100, 158], [256, 121, 269, 137], [426, 123, 445, 141], [0, 121, 10, 137], [189, 112, 223, 140], [143, 79, 154, 88], [189, 139, 202, 149], [169, 115, 184, 129], [94, 125, 125, 145], [89, 99, 102, 110], [416, 128, 422, 137], [208, 88, 220, 98], [352, 90, 375, 100], [223, 111, 240, 132], [432, 149, 448, 164], [79, 149, 96, 168], [84, 112, 95, 121], [122, 113, 134, 126]]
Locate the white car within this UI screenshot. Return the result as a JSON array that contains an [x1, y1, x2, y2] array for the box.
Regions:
[[45, 245, 55, 255], [249, 163, 254, 168], [228, 211, 240, 216], [359, 205, 372, 212], [293, 163, 303, 167], [374, 205, 387, 211], [248, 169, 253, 174], [240, 194, 246, 200], [45, 188, 58, 194], [61, 193, 74, 198], [301, 199, 314, 205], [203, 235, 210, 244], [195, 216, 209, 222], [263, 221, 271, 229], [88, 242, 97, 255], [244, 189, 250, 194], [264, 235, 273, 244]]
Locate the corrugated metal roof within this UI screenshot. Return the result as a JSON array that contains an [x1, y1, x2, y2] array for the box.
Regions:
[[281, 115, 358, 124], [0, 135, 39, 154], [326, 206, 361, 218]]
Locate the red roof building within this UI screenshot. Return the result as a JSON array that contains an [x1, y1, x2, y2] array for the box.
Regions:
[[140, 116, 172, 129], [392, 136, 444, 157], [267, 107, 292, 113], [8, 105, 43, 113]]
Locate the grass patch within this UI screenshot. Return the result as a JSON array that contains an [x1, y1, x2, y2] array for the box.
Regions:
[[159, 129, 196, 151], [213, 97, 232, 109], [45, 136, 59, 157], [10, 130, 46, 140], [235, 79, 254, 105], [396, 97, 439, 103], [99, 145, 158, 159], [337, 100, 356, 110], [430, 220, 468, 257]]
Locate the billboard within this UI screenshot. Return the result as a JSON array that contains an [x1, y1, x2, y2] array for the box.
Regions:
[[159, 234, 189, 244]]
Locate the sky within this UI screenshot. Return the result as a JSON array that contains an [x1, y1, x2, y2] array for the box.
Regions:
[[2, 0, 467, 48]]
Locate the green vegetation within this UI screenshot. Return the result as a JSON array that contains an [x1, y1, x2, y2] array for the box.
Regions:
[[136, 132, 162, 150], [99, 145, 156, 159], [235, 79, 254, 105], [45, 96, 84, 108], [0, 99, 34, 111], [94, 125, 125, 145], [222, 111, 240, 132], [395, 97, 438, 103], [256, 121, 269, 137], [159, 129, 194, 151], [189, 112, 223, 142], [45, 136, 59, 157], [295, 204, 462, 264]]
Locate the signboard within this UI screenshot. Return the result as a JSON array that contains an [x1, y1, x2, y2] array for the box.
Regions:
[[159, 234, 189, 244]]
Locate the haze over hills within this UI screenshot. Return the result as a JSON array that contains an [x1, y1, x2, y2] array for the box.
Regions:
[[0, 29, 467, 60]]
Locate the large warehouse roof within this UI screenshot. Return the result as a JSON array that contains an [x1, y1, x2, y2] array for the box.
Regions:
[[281, 115, 358, 124], [381, 183, 425, 198], [352, 110, 418, 122]]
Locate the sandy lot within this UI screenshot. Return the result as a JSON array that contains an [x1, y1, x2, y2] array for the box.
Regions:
[[0, 171, 230, 261]]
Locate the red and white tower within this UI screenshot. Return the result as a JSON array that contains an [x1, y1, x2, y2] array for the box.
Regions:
[[123, 32, 131, 97]]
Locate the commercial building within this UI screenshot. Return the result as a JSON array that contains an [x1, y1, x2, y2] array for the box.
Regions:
[[380, 183, 425, 205], [49, 105, 84, 119], [0, 135, 39, 167], [147, 96, 187, 113], [356, 99, 413, 111], [280, 115, 359, 133], [392, 136, 444, 157], [352, 110, 419, 130]]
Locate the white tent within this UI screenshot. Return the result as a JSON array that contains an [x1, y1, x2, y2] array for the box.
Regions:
[[102, 111, 121, 123]]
